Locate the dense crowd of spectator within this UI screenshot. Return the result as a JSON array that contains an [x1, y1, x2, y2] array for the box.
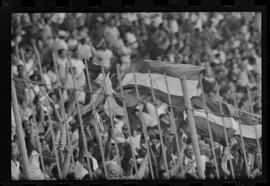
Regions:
[[11, 13, 262, 180]]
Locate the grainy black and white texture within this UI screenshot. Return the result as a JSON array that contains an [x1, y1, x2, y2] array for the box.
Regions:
[[11, 12, 262, 180]]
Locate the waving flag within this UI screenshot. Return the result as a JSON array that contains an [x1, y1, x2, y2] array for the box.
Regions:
[[234, 119, 262, 153], [121, 59, 205, 109], [191, 96, 237, 116], [185, 109, 238, 146], [186, 105, 262, 150]]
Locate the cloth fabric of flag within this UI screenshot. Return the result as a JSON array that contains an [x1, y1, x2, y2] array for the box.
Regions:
[[184, 109, 237, 146], [121, 59, 205, 110]]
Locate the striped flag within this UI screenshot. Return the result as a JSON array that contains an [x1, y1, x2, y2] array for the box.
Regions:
[[185, 107, 262, 151], [234, 119, 262, 153], [185, 109, 238, 146], [191, 96, 237, 117], [121, 59, 205, 109]]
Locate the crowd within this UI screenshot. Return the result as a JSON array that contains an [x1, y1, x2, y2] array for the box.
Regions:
[[11, 12, 262, 180]]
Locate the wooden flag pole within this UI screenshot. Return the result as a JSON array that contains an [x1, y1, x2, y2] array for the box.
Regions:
[[214, 81, 235, 179], [52, 52, 76, 168], [246, 86, 262, 165], [12, 78, 31, 179], [83, 59, 108, 178], [180, 75, 205, 179], [232, 91, 250, 178], [132, 70, 155, 179], [32, 41, 63, 179], [101, 66, 123, 178], [148, 70, 170, 178], [20, 48, 45, 173], [116, 64, 139, 179], [199, 76, 220, 179], [68, 57, 93, 179], [163, 72, 183, 172]]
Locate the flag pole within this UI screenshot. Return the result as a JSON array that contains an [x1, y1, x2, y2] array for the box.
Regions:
[[116, 64, 139, 179], [163, 73, 182, 169], [132, 70, 155, 179], [180, 75, 205, 179], [11, 78, 31, 179], [148, 70, 170, 178], [52, 52, 76, 168], [101, 66, 123, 178], [68, 56, 93, 179], [199, 76, 220, 179], [83, 59, 108, 178], [232, 91, 250, 178], [214, 81, 235, 179], [246, 86, 262, 165], [32, 41, 63, 179], [20, 48, 45, 173]]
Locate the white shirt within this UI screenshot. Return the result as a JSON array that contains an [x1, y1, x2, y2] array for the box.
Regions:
[[77, 43, 94, 60], [74, 161, 88, 180], [11, 160, 20, 180], [53, 38, 68, 51], [93, 49, 113, 69], [57, 57, 68, 80], [12, 65, 18, 76], [19, 106, 32, 121], [25, 59, 35, 76], [70, 58, 85, 79], [200, 155, 209, 173], [145, 102, 158, 124], [90, 156, 99, 171], [43, 73, 52, 90], [113, 118, 125, 143], [28, 152, 45, 180], [169, 19, 179, 33], [141, 112, 157, 128], [157, 103, 168, 116], [47, 70, 58, 85]]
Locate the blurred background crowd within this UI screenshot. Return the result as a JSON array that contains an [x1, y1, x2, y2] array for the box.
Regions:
[[11, 12, 262, 180]]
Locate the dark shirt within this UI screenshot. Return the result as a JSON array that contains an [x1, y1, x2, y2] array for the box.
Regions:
[[15, 76, 26, 104]]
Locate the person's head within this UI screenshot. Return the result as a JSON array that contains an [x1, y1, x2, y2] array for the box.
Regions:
[[49, 92, 58, 103], [194, 28, 200, 36], [184, 144, 194, 159], [163, 129, 174, 143], [57, 49, 67, 59], [11, 140, 19, 159], [147, 127, 158, 140], [108, 18, 116, 27], [30, 71, 40, 82], [24, 47, 34, 61], [22, 120, 30, 134], [220, 86, 230, 100], [33, 95, 42, 109], [72, 48, 79, 59], [17, 64, 24, 77]]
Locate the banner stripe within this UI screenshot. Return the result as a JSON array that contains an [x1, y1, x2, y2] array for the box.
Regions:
[[192, 109, 239, 129], [122, 73, 199, 98]]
